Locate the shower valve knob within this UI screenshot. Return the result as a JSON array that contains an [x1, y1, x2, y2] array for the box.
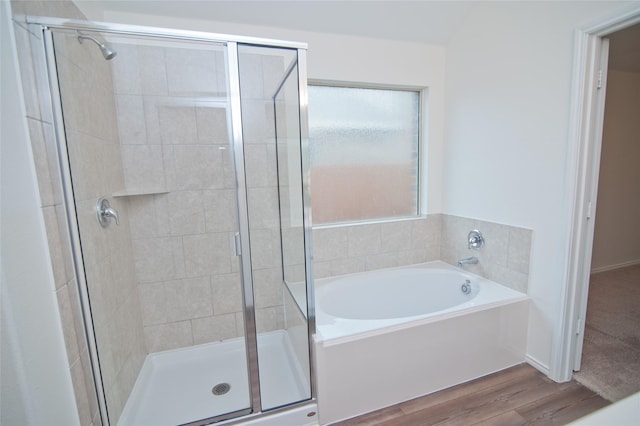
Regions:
[[97, 197, 120, 227]]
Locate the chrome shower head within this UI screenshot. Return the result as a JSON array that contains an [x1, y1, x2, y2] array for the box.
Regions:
[[77, 32, 117, 60]]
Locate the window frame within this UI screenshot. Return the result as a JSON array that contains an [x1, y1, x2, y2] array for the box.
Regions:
[[308, 80, 426, 227]]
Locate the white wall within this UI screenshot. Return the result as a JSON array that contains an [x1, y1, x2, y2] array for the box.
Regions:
[[82, 10, 447, 215], [591, 70, 640, 271], [0, 2, 79, 424], [443, 1, 629, 375]]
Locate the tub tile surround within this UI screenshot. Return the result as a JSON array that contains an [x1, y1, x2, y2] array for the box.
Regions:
[[313, 215, 442, 278], [440, 215, 532, 293], [313, 214, 532, 293]]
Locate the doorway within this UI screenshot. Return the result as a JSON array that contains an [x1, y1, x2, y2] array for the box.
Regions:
[[572, 23, 640, 401], [563, 5, 640, 396]]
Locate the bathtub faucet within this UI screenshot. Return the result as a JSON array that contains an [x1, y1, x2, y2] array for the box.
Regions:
[[457, 256, 478, 267]]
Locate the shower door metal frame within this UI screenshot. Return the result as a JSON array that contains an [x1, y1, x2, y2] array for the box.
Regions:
[[27, 16, 316, 426]]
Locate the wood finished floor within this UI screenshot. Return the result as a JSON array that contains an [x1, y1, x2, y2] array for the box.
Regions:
[[332, 364, 610, 426]]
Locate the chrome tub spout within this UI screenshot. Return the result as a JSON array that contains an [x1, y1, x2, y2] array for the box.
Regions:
[[457, 256, 478, 267]]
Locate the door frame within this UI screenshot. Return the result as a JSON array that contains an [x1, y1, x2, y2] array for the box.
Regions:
[[556, 4, 640, 382]]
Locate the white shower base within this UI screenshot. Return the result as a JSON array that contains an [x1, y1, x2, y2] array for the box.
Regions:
[[118, 330, 311, 426]]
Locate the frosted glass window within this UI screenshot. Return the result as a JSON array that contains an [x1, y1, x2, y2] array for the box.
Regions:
[[308, 85, 420, 224]]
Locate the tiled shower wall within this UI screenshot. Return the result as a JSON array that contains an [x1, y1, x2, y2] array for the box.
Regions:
[[313, 214, 532, 293], [240, 48, 295, 335], [110, 42, 250, 353], [53, 30, 148, 423]]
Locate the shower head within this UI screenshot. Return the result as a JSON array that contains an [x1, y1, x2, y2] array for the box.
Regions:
[[77, 32, 117, 60]]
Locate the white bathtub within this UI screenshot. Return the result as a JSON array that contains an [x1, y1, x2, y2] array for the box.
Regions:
[[313, 261, 529, 424]]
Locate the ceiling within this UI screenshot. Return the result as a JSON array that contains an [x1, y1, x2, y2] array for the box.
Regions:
[[74, 0, 476, 44], [76, 1, 639, 71]]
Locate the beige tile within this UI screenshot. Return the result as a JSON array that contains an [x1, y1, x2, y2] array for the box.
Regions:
[[138, 282, 167, 326], [126, 194, 170, 239], [143, 98, 162, 144], [56, 284, 80, 366], [348, 223, 381, 257], [101, 143, 126, 193], [111, 43, 141, 95], [192, 313, 238, 345], [103, 382, 124, 426], [244, 144, 277, 188], [262, 53, 287, 96], [312, 227, 348, 262], [144, 321, 193, 353], [65, 132, 106, 201], [157, 104, 197, 145], [281, 227, 305, 268], [167, 190, 205, 236], [115, 352, 144, 419], [13, 22, 41, 120], [27, 118, 55, 206], [41, 118, 64, 206], [508, 227, 532, 274], [42, 206, 66, 288], [203, 189, 238, 233], [183, 232, 232, 277], [116, 94, 147, 145], [475, 219, 509, 267], [235, 311, 246, 337], [174, 145, 222, 190], [215, 50, 228, 96], [132, 237, 178, 282], [138, 45, 168, 96], [80, 349, 100, 424], [441, 214, 475, 252], [121, 144, 165, 191], [221, 143, 237, 189], [165, 47, 220, 96], [364, 252, 400, 271], [109, 299, 143, 374], [330, 257, 365, 276], [248, 228, 281, 270], [312, 261, 332, 279], [485, 264, 529, 293], [164, 277, 213, 322], [55, 204, 75, 281], [238, 52, 265, 99], [211, 273, 243, 315], [67, 279, 88, 353], [253, 268, 284, 308], [247, 187, 280, 229], [70, 357, 93, 426], [196, 106, 229, 144], [380, 221, 412, 253], [240, 100, 274, 144], [255, 306, 284, 334]]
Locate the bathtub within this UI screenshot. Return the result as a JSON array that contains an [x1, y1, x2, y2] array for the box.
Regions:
[[313, 261, 529, 424]]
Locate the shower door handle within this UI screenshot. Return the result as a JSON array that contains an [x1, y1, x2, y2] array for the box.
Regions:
[[233, 232, 241, 256], [96, 197, 120, 227]]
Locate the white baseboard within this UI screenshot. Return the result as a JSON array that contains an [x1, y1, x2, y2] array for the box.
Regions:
[[525, 354, 550, 376], [591, 259, 640, 274]]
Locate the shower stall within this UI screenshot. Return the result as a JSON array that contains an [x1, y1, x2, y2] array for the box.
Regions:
[[27, 17, 315, 426]]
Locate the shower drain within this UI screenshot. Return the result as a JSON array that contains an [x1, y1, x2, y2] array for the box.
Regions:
[[212, 383, 231, 396]]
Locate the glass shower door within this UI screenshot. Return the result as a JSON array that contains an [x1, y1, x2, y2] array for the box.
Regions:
[[237, 44, 312, 411], [49, 28, 252, 425]]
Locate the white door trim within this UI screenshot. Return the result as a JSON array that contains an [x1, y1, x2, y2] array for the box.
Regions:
[[556, 3, 640, 382]]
